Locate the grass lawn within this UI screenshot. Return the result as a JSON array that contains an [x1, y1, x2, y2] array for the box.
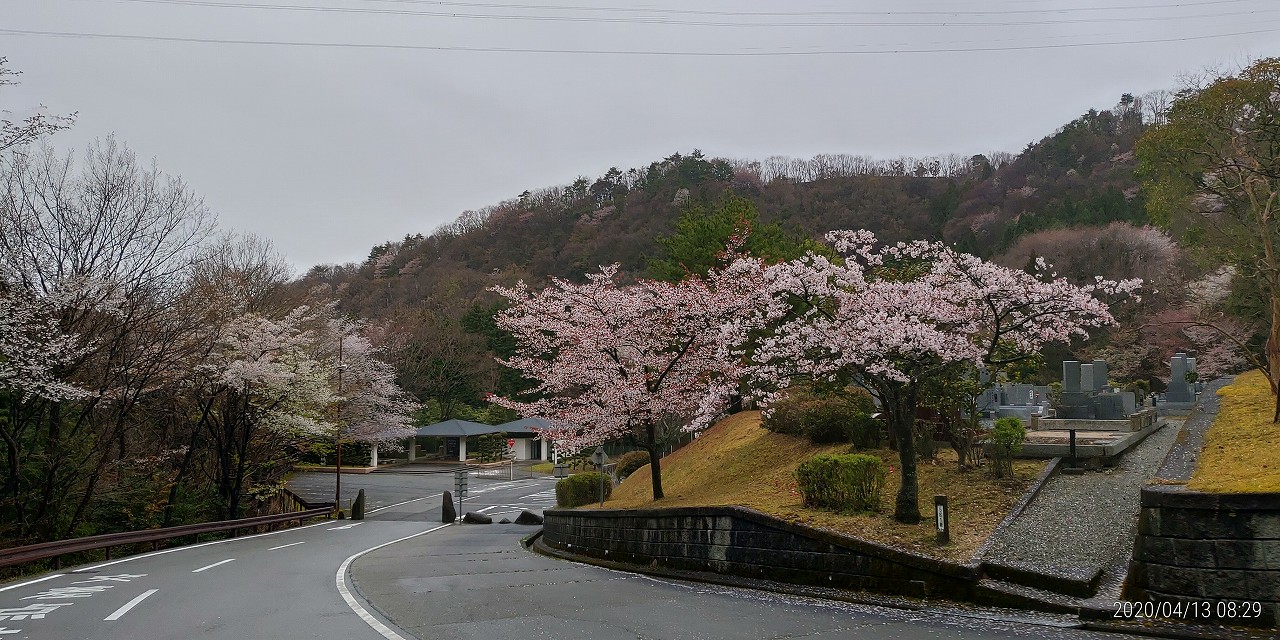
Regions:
[[1188, 369, 1280, 493], [598, 411, 1045, 562]]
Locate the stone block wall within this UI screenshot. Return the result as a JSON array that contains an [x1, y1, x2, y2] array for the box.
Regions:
[[1126, 484, 1280, 627], [542, 506, 979, 599]]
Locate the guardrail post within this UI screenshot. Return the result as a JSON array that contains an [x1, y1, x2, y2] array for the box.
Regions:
[[105, 546, 111, 560]]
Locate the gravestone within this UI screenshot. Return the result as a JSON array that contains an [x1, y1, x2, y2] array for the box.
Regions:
[[1091, 360, 1109, 392], [1059, 361, 1095, 418], [1167, 353, 1195, 403]]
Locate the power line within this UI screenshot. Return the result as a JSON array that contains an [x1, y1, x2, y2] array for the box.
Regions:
[[102, 0, 1280, 28], [2, 24, 1278, 55], [201, 0, 1273, 18]]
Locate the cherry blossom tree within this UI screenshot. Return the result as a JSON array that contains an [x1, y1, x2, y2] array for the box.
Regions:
[[490, 260, 761, 500], [0, 291, 86, 402], [743, 231, 1139, 523]]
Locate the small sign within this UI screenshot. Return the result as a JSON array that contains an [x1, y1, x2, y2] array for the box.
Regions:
[[934, 495, 950, 545], [590, 446, 607, 466], [507, 438, 515, 448]]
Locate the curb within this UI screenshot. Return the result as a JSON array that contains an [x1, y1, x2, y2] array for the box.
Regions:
[[1081, 620, 1277, 640]]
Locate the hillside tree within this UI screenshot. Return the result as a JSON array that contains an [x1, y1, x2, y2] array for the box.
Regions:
[[1138, 57, 1280, 418]]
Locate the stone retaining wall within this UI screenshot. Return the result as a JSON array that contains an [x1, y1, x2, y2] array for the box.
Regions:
[[542, 506, 979, 599], [1126, 484, 1280, 627]]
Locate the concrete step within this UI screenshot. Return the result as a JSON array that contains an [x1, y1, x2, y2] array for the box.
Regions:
[[973, 577, 1082, 615], [981, 560, 1102, 598]]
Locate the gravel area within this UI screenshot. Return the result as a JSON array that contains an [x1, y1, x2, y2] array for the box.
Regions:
[[1154, 376, 1231, 483], [979, 421, 1183, 583]]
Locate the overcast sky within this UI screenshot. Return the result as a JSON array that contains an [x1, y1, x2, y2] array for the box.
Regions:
[[2, 0, 1278, 271]]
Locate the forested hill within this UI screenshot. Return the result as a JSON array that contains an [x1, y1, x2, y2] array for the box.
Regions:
[[302, 95, 1151, 323]]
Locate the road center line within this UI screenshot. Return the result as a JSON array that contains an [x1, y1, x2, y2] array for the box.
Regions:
[[104, 588, 159, 621], [336, 523, 452, 640], [365, 496, 428, 515], [0, 573, 64, 593], [191, 558, 234, 573], [267, 541, 306, 551]]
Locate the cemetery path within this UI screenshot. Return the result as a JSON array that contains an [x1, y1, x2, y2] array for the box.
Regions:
[[978, 420, 1184, 588], [1152, 377, 1231, 483]]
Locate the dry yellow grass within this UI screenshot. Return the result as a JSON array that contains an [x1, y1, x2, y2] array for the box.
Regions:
[[1188, 370, 1280, 493], [598, 411, 1045, 561]]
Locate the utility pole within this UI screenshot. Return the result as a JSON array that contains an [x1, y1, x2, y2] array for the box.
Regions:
[[334, 332, 345, 514]]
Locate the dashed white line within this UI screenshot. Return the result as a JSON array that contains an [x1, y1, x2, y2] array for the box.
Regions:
[[328, 522, 363, 530], [104, 589, 159, 621], [267, 541, 306, 551], [191, 559, 235, 573], [336, 523, 452, 640], [0, 574, 64, 592]]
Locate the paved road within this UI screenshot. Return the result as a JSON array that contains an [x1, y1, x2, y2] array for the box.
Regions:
[[1, 469, 1139, 640], [353, 525, 1117, 640], [0, 472, 555, 640]]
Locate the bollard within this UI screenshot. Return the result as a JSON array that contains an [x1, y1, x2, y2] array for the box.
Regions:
[[351, 488, 366, 520]]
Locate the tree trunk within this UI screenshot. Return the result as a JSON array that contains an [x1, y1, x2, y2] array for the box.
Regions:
[[645, 421, 664, 501], [1268, 307, 1280, 422], [885, 388, 921, 524]]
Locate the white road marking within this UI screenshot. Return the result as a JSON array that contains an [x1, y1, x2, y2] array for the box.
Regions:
[[267, 541, 306, 551], [103, 589, 158, 621], [73, 520, 331, 573], [328, 522, 363, 530], [476, 506, 498, 513], [0, 574, 64, 593], [365, 496, 429, 515], [336, 523, 452, 640], [191, 559, 234, 573]]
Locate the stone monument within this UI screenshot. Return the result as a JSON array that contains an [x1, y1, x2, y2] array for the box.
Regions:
[[1165, 353, 1198, 403], [1056, 359, 1134, 420]]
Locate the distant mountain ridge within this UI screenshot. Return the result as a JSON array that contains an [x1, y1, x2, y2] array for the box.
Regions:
[[302, 95, 1150, 322]]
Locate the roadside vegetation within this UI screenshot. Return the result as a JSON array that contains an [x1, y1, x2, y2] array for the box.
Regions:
[[604, 412, 1044, 561], [1188, 370, 1280, 493]]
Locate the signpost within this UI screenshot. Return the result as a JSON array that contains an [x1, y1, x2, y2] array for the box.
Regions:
[[508, 438, 517, 480], [590, 446, 607, 507], [453, 469, 468, 522], [934, 495, 950, 545]]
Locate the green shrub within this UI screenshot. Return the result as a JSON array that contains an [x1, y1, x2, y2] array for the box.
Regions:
[[795, 453, 885, 513], [761, 395, 809, 435], [990, 417, 1026, 478], [763, 389, 879, 446], [556, 472, 612, 507], [1124, 380, 1150, 398], [615, 451, 651, 479], [848, 412, 881, 450]]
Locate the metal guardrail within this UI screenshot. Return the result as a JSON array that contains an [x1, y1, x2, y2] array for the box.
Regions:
[[0, 506, 333, 570]]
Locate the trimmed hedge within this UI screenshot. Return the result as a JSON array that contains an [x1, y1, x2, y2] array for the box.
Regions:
[[556, 472, 613, 507], [615, 451, 651, 479], [796, 453, 885, 513]]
